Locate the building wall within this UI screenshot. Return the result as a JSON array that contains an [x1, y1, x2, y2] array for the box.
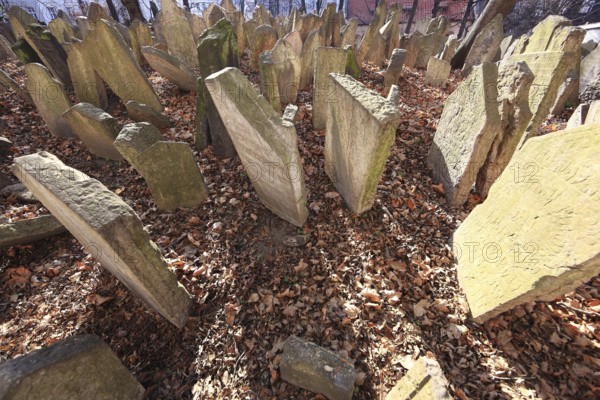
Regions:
[[347, 0, 473, 26]]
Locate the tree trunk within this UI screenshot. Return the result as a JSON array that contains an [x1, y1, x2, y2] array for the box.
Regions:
[[105, 0, 120, 22], [122, 0, 146, 22], [432, 0, 440, 18], [458, 0, 474, 39], [405, 0, 419, 35], [338, 0, 345, 13], [182, 0, 190, 12], [150, 1, 159, 19], [300, 0, 307, 14], [452, 0, 517, 68]]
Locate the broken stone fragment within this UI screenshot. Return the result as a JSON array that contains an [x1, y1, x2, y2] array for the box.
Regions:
[[280, 336, 356, 400], [0, 215, 66, 248], [385, 356, 451, 400]]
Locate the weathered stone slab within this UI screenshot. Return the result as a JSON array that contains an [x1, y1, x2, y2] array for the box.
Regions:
[[385, 357, 451, 400], [283, 104, 299, 123], [381, 7, 401, 59], [25, 63, 74, 138], [0, 215, 66, 248], [0, 34, 16, 61], [426, 57, 451, 87], [325, 74, 401, 214], [259, 51, 281, 112], [76, 16, 91, 39], [427, 63, 500, 207], [141, 46, 196, 92], [63, 103, 122, 160], [129, 20, 153, 65], [205, 4, 226, 28], [280, 336, 355, 400], [344, 45, 360, 79], [387, 84, 400, 105], [476, 61, 533, 198], [500, 35, 514, 59], [263, 38, 301, 106], [197, 19, 239, 158], [12, 152, 192, 327], [298, 13, 321, 42], [415, 32, 445, 69], [160, 0, 198, 67], [67, 40, 108, 110], [587, 101, 600, 124], [250, 24, 277, 70], [454, 123, 600, 323], [82, 19, 162, 112], [205, 67, 308, 226], [313, 47, 347, 130], [566, 103, 590, 129], [550, 67, 579, 115], [580, 45, 600, 94], [463, 15, 503, 76], [356, 0, 386, 64], [401, 31, 422, 69], [283, 30, 302, 57], [48, 18, 75, 46], [0, 335, 144, 399], [187, 11, 207, 42], [125, 100, 172, 129], [115, 123, 208, 211], [340, 18, 358, 49], [299, 29, 323, 90], [87, 2, 111, 22], [383, 48, 406, 94]]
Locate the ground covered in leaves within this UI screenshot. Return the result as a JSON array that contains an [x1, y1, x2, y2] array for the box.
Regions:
[[0, 53, 598, 399]]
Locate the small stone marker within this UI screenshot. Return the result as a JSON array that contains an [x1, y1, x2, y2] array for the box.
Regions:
[[0, 335, 145, 399], [141, 46, 196, 92], [115, 123, 208, 211], [205, 67, 308, 226], [385, 357, 451, 400], [427, 63, 500, 207], [125, 100, 172, 129], [12, 152, 192, 328], [62, 102, 122, 160], [454, 122, 600, 323], [24, 63, 74, 138], [425, 57, 451, 87], [383, 48, 406, 94], [0, 215, 66, 248], [280, 336, 356, 400], [325, 73, 401, 214], [313, 47, 347, 130]]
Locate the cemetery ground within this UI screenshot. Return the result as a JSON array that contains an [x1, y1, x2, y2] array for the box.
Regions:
[[1, 53, 599, 399]]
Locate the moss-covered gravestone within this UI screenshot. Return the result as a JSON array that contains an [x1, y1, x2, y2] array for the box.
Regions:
[[205, 67, 308, 227], [0, 335, 144, 399], [12, 152, 192, 327], [324, 74, 401, 214], [196, 19, 239, 158]]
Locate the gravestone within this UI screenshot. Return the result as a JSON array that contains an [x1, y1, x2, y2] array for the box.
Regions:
[[12, 152, 192, 327], [313, 47, 347, 130], [0, 335, 144, 400], [427, 63, 501, 207], [283, 30, 302, 57], [356, 0, 387, 64], [129, 20, 153, 65], [48, 18, 75, 46], [580, 45, 600, 95], [454, 122, 600, 323], [205, 67, 308, 227], [463, 15, 504, 76], [325, 74, 401, 213], [63, 103, 122, 160], [340, 18, 358, 48], [87, 2, 110, 22], [160, 0, 198, 67], [439, 34, 459, 63], [385, 357, 451, 400], [383, 48, 406, 94], [25, 63, 74, 138], [258, 51, 281, 112], [476, 61, 534, 198], [381, 7, 401, 59], [0, 215, 66, 248], [67, 40, 108, 110], [344, 45, 361, 79], [141, 46, 196, 92], [263, 38, 301, 106], [401, 31, 423, 68], [0, 35, 16, 61], [299, 29, 323, 90], [250, 24, 277, 70], [125, 100, 172, 129], [280, 336, 355, 400], [425, 57, 451, 87], [415, 32, 446, 69], [115, 123, 208, 211]]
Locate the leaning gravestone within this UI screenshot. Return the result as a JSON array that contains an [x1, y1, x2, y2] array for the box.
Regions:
[[196, 18, 239, 158], [462, 14, 504, 76], [0, 34, 16, 61], [141, 46, 196, 92], [67, 40, 108, 110], [299, 29, 323, 90], [340, 18, 358, 48], [205, 67, 308, 227], [12, 152, 192, 328], [325, 74, 401, 214], [476, 61, 534, 198], [383, 48, 407, 94], [0, 215, 66, 248], [129, 20, 153, 66], [427, 63, 501, 207], [356, 0, 387, 64], [62, 102, 123, 160], [48, 17, 75, 46], [160, 0, 198, 68], [250, 24, 277, 70], [313, 47, 347, 130], [454, 122, 600, 323], [114, 123, 208, 211], [25, 63, 75, 138], [580, 45, 600, 95], [262, 38, 301, 106], [385, 357, 451, 400], [0, 335, 145, 399], [125, 100, 172, 129]]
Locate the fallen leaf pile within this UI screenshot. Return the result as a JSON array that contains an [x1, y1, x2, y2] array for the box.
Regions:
[[0, 51, 597, 399]]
